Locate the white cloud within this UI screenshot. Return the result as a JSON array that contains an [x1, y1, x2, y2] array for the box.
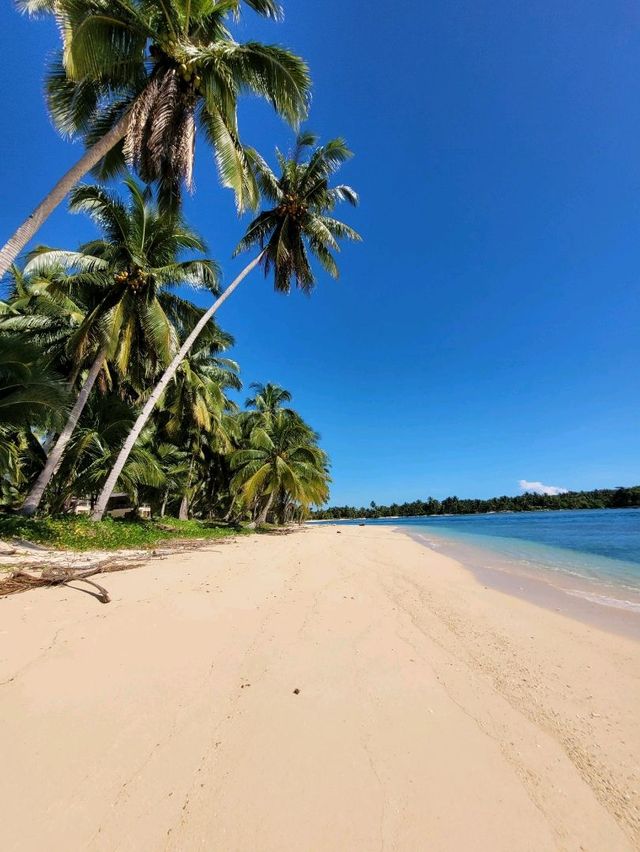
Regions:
[[518, 479, 568, 496]]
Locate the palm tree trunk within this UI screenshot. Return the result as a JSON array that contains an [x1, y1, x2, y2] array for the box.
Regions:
[[179, 456, 195, 520], [39, 363, 86, 455], [20, 344, 108, 516], [90, 251, 265, 522], [160, 489, 169, 518], [0, 114, 130, 279], [256, 491, 274, 525], [178, 495, 189, 520]]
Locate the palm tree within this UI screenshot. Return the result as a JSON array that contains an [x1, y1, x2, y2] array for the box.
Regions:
[[0, 337, 69, 487], [0, 0, 309, 277], [0, 337, 68, 429], [236, 386, 328, 523], [0, 265, 89, 380], [161, 335, 241, 444], [90, 132, 360, 520], [230, 409, 328, 523], [152, 442, 191, 517], [44, 391, 166, 514], [19, 177, 218, 515], [157, 331, 241, 518], [245, 382, 294, 426]]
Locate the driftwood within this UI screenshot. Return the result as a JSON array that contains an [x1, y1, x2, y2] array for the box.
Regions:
[[1, 567, 110, 603], [0, 562, 140, 603], [258, 526, 299, 536], [0, 533, 243, 603]]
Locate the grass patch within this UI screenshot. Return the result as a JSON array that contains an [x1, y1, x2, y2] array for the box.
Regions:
[[0, 514, 249, 552]]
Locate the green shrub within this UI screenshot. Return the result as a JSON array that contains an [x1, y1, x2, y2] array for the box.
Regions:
[[0, 514, 248, 551]]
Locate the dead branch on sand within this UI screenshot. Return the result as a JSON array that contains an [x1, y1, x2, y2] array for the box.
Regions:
[[0, 562, 141, 603]]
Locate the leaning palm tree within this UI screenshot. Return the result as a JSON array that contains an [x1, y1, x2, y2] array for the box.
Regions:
[[47, 391, 166, 514], [0, 0, 309, 277], [90, 132, 360, 520], [19, 177, 218, 516]]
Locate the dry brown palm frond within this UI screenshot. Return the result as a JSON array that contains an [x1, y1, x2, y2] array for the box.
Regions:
[[171, 107, 196, 191], [123, 73, 162, 173], [123, 67, 197, 199], [146, 69, 180, 178], [1, 566, 115, 603]]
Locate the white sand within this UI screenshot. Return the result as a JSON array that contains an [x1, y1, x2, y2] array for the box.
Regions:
[[1, 525, 638, 851]]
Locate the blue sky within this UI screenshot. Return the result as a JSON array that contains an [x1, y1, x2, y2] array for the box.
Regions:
[[0, 0, 638, 505]]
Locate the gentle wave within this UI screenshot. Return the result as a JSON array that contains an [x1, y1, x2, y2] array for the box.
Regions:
[[564, 588, 640, 613], [324, 510, 640, 614], [403, 514, 640, 614]]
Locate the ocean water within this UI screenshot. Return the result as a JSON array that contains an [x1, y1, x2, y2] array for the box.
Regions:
[[321, 509, 640, 613]]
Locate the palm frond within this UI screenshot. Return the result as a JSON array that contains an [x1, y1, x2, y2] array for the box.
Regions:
[[24, 249, 109, 275], [200, 103, 257, 211], [235, 134, 360, 294], [205, 41, 310, 126]]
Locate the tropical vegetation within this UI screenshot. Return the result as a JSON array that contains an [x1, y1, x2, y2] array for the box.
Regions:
[[19, 176, 219, 516], [89, 132, 359, 521], [0, 513, 245, 551], [0, 248, 333, 524], [0, 0, 309, 277], [0, 1, 360, 537], [311, 486, 640, 520]]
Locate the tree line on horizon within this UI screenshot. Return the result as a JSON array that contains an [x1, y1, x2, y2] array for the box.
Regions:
[[0, 0, 361, 525], [311, 486, 640, 520]]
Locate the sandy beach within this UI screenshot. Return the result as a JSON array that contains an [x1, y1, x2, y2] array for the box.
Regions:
[[1, 525, 639, 851]]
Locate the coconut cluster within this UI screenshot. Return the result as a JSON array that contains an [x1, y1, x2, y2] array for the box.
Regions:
[[150, 39, 203, 93], [279, 194, 307, 224], [114, 268, 148, 294]]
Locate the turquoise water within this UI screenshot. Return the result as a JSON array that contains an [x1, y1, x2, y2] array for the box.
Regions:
[[321, 509, 640, 610]]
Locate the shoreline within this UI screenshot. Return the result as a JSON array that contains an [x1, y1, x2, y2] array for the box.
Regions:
[[404, 527, 640, 642], [1, 525, 638, 850]]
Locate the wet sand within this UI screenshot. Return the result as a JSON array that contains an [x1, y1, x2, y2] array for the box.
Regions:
[[409, 529, 640, 641]]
